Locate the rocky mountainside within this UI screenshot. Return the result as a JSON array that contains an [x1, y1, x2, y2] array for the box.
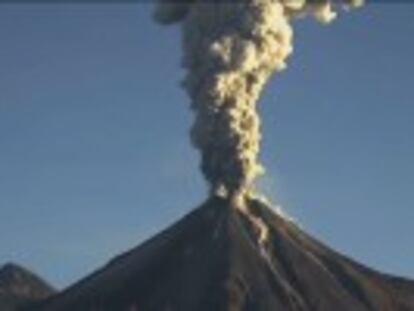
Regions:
[[28, 197, 414, 311], [0, 263, 55, 311]]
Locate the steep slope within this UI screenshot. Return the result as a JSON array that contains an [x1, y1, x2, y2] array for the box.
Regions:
[[31, 197, 414, 311], [0, 263, 55, 311]]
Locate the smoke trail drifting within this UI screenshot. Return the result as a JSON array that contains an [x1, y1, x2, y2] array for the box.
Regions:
[[154, 0, 363, 206]]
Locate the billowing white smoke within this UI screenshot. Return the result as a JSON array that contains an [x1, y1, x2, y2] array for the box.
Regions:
[[154, 0, 363, 206]]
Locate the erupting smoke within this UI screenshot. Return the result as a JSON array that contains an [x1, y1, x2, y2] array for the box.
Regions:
[[154, 0, 363, 206]]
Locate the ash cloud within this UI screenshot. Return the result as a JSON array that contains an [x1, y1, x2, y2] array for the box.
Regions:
[[154, 0, 363, 206]]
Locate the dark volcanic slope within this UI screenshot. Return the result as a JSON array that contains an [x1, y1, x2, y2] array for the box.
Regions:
[[32, 197, 414, 311], [0, 263, 55, 311]]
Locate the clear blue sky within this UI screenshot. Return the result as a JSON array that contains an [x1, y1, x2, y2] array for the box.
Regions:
[[1, 3, 413, 289]]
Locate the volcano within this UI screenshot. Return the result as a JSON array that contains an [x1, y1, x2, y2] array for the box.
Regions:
[[27, 197, 414, 311]]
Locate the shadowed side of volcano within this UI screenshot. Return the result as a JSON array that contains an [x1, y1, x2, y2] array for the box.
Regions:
[[28, 197, 414, 311]]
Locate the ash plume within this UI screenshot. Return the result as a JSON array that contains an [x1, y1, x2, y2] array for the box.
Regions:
[[154, 0, 363, 206]]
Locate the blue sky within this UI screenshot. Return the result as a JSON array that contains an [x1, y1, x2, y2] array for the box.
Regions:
[[0, 3, 413, 289]]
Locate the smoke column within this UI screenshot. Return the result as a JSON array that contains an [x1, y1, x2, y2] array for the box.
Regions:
[[154, 0, 363, 206]]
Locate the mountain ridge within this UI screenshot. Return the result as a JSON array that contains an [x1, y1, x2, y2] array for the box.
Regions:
[[0, 262, 55, 311]]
